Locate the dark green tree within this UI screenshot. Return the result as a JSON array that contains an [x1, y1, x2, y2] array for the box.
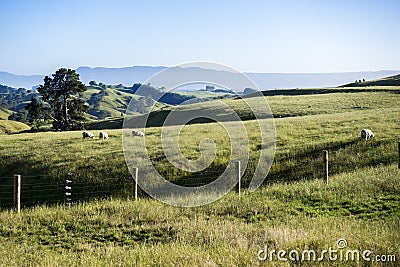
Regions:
[[8, 109, 29, 124], [89, 80, 97, 86], [33, 68, 88, 130], [25, 97, 51, 129]]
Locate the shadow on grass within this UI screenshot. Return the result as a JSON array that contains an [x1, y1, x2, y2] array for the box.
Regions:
[[258, 139, 396, 186], [0, 157, 133, 210], [1, 138, 396, 209]]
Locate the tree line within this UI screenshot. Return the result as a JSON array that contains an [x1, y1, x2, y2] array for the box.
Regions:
[[4, 67, 199, 131]]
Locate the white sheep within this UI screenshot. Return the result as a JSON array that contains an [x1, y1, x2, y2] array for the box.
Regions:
[[99, 131, 109, 139], [360, 129, 374, 141], [132, 129, 145, 137], [82, 131, 95, 139]]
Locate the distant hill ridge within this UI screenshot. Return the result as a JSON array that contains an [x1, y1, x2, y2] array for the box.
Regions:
[[340, 73, 400, 87], [1, 67, 399, 90], [0, 82, 202, 121]]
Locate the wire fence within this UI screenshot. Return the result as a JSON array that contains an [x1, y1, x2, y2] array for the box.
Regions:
[[0, 173, 134, 209], [0, 165, 239, 211], [1, 141, 399, 211]]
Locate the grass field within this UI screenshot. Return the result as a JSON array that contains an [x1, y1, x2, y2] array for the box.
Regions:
[[0, 107, 12, 120], [89, 87, 400, 128], [0, 107, 31, 134], [0, 165, 398, 266], [82, 85, 170, 120], [0, 119, 30, 134], [0, 87, 399, 266]]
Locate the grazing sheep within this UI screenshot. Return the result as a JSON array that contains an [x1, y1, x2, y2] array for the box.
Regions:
[[82, 131, 95, 139], [99, 131, 109, 139], [360, 129, 374, 141], [132, 129, 144, 137]]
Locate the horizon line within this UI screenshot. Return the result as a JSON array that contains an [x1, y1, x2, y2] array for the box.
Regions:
[[1, 66, 400, 77]]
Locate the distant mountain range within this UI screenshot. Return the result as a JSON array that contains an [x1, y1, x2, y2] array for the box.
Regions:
[[0, 71, 43, 90], [1, 66, 399, 91]]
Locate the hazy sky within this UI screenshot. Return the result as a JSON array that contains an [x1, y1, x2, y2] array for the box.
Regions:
[[1, 0, 399, 74]]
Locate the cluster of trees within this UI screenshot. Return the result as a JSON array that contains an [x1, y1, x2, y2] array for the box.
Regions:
[[86, 86, 112, 120], [26, 68, 88, 130], [3, 68, 208, 130], [0, 85, 30, 109], [355, 79, 366, 83], [0, 85, 27, 94]]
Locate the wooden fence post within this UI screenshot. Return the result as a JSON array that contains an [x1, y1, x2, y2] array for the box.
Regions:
[[13, 174, 21, 213], [132, 167, 138, 201], [398, 141, 400, 169], [323, 150, 329, 184], [234, 161, 241, 197]]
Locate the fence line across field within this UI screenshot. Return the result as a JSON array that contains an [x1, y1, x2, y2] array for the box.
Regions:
[[2, 144, 400, 212], [1, 161, 242, 212]]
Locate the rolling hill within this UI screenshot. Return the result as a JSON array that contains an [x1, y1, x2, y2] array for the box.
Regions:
[[340, 73, 400, 87], [0, 106, 30, 134], [2, 82, 237, 124], [83, 85, 171, 119], [3, 77, 400, 130], [0, 108, 12, 120], [0, 119, 30, 134], [0, 72, 43, 90], [89, 86, 400, 130]]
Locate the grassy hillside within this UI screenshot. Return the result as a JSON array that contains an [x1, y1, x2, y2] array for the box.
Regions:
[[0, 88, 398, 201], [2, 84, 177, 122], [0, 88, 399, 266], [0, 119, 30, 134], [0, 107, 12, 120], [0, 107, 31, 134], [340, 73, 400, 87], [98, 87, 400, 128], [83, 86, 157, 119], [119, 87, 400, 128]]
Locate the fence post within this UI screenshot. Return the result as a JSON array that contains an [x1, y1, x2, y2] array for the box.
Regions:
[[323, 150, 329, 184], [398, 141, 400, 169], [132, 167, 138, 201], [234, 161, 241, 197], [13, 174, 21, 213]]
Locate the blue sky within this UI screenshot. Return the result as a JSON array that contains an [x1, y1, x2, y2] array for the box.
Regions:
[[1, 0, 399, 74]]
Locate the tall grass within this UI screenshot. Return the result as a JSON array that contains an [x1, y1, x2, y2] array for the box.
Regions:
[[0, 164, 398, 266]]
